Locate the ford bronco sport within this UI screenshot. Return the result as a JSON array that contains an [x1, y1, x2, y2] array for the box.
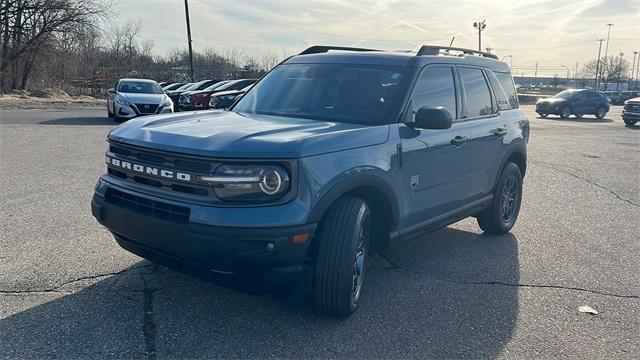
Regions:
[[92, 45, 529, 317]]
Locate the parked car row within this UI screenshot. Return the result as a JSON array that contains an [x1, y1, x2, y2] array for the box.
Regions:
[[107, 78, 256, 122]]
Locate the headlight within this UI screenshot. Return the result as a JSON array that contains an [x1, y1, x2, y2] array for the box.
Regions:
[[209, 96, 219, 107], [162, 100, 172, 107], [201, 164, 290, 202], [116, 97, 130, 105]]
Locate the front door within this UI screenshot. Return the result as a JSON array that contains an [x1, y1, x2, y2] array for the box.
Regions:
[[400, 65, 471, 228]]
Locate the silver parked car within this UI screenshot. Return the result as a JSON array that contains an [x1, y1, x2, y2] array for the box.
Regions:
[[107, 79, 174, 122]]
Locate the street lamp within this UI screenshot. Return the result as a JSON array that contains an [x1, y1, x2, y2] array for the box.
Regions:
[[473, 20, 487, 52], [501, 54, 513, 69]]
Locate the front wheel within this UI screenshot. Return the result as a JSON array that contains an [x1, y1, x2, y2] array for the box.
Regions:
[[538, 113, 548, 118], [314, 196, 371, 317], [477, 163, 523, 235], [595, 107, 607, 119], [560, 107, 571, 119]]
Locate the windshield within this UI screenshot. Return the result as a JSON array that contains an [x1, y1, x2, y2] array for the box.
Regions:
[[163, 83, 184, 91], [118, 81, 163, 94], [203, 81, 230, 91], [233, 63, 407, 125], [554, 90, 578, 99], [174, 83, 193, 91]]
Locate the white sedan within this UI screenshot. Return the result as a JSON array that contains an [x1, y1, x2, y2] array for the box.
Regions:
[[107, 78, 173, 122]]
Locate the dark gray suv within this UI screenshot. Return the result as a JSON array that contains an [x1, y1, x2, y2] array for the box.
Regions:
[[92, 45, 529, 317]]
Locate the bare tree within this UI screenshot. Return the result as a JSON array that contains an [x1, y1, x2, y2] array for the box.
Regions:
[[0, 0, 110, 91], [582, 55, 630, 90]]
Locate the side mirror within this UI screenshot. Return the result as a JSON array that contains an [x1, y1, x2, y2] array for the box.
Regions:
[[107, 88, 115, 94], [411, 106, 453, 130]]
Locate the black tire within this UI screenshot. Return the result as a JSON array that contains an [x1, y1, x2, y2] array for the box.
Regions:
[[559, 107, 571, 119], [113, 115, 126, 123], [595, 107, 607, 119], [477, 163, 523, 235], [624, 118, 638, 126], [107, 107, 113, 118], [314, 196, 371, 317]]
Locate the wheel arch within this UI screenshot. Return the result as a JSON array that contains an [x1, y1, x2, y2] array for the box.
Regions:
[[307, 173, 400, 252]]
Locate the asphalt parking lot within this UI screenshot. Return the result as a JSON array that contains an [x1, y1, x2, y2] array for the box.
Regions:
[[1, 105, 638, 359]]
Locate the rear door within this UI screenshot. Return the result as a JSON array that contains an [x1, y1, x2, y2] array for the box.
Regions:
[[399, 65, 471, 227], [461, 67, 510, 200], [572, 91, 591, 114]]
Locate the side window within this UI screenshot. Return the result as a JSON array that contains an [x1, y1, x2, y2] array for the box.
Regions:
[[486, 71, 512, 111], [459, 67, 494, 118], [410, 66, 457, 120], [494, 72, 519, 109]]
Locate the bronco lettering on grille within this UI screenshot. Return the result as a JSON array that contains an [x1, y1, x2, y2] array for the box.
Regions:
[[107, 156, 192, 182]]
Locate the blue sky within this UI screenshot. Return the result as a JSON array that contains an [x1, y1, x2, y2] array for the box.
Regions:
[[114, 0, 640, 77]]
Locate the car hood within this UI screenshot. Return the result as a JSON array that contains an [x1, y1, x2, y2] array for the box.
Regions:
[[627, 97, 640, 104], [119, 93, 167, 104], [107, 111, 390, 158]]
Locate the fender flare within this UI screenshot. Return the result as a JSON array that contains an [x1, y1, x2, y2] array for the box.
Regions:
[[499, 140, 527, 178], [307, 172, 400, 228]]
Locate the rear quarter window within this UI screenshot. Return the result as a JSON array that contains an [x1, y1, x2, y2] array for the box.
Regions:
[[494, 72, 519, 109]]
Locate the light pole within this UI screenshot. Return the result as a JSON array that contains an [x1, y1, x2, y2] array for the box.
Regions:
[[561, 65, 570, 87], [473, 20, 486, 52], [604, 23, 614, 61]]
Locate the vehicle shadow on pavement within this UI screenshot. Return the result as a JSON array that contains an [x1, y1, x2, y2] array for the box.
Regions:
[[0, 227, 519, 358], [536, 115, 614, 123], [38, 117, 116, 126]]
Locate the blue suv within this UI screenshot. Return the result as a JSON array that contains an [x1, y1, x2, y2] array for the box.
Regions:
[[92, 45, 529, 317]]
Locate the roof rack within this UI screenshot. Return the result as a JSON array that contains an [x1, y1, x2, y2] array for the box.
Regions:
[[417, 45, 499, 60], [299, 45, 380, 55]]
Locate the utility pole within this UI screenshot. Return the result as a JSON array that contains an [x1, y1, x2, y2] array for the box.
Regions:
[[534, 62, 538, 85], [575, 62, 579, 88], [184, 0, 195, 82], [561, 65, 570, 87], [631, 51, 638, 87], [595, 39, 604, 89], [616, 52, 623, 91], [636, 54, 640, 89], [473, 20, 486, 52]]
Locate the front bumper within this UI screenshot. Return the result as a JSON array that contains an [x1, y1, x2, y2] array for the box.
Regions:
[[622, 110, 640, 121], [91, 179, 316, 287], [115, 103, 173, 119]]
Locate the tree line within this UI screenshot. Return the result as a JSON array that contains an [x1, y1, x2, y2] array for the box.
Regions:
[[0, 0, 282, 95]]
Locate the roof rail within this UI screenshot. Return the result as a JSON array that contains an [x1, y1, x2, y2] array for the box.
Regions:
[[299, 45, 380, 55], [417, 45, 499, 60]]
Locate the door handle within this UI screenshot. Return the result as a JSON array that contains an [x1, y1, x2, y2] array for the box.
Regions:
[[492, 127, 508, 137], [450, 135, 468, 146]]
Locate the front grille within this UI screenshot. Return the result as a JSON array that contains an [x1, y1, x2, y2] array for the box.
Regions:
[[625, 103, 640, 112], [107, 143, 214, 197], [105, 188, 190, 224], [135, 103, 159, 114]]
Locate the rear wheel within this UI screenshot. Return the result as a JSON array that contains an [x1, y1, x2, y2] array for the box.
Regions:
[[560, 107, 571, 119], [595, 107, 607, 119], [314, 196, 371, 317], [477, 163, 523, 235], [624, 118, 638, 126]]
